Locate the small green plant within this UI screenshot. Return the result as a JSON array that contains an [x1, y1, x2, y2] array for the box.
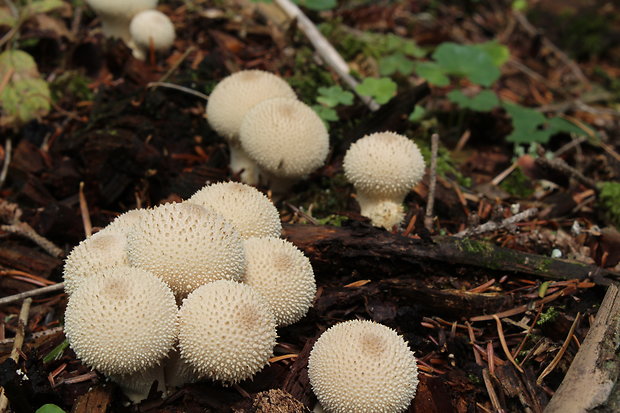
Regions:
[[35, 405, 66, 413], [250, 0, 336, 11], [598, 181, 620, 228], [537, 306, 559, 326], [313, 85, 354, 123], [354, 77, 397, 105]]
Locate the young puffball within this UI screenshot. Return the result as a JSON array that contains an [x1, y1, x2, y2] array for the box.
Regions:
[[343, 131, 425, 230], [308, 320, 419, 413], [206, 70, 297, 184], [178, 280, 277, 384], [239, 97, 329, 193], [128, 9, 175, 61], [84, 0, 157, 42], [187, 181, 281, 239]]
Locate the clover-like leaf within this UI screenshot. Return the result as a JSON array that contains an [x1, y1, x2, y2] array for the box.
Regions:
[[355, 77, 397, 104], [447, 89, 499, 112], [294, 0, 337, 11], [408, 105, 427, 122], [433, 42, 501, 86], [316, 85, 354, 107], [312, 105, 338, 123], [472, 41, 510, 67], [379, 52, 415, 76], [414, 61, 450, 86]]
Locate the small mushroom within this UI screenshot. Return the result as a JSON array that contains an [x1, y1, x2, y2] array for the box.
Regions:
[[239, 97, 329, 192], [187, 181, 281, 239], [343, 131, 425, 229], [205, 70, 297, 184], [64, 266, 178, 376], [178, 280, 277, 384], [308, 320, 419, 413], [128, 9, 175, 61], [126, 202, 245, 299], [242, 237, 315, 326], [84, 0, 157, 42]]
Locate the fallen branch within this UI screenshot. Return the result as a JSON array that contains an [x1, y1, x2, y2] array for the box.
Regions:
[[455, 208, 539, 238], [424, 133, 439, 232], [0, 283, 65, 307], [282, 224, 618, 286]]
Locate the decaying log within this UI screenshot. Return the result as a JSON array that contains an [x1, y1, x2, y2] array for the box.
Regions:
[[544, 282, 620, 413], [282, 224, 618, 285]]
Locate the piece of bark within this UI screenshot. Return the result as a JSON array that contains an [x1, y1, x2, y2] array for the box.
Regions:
[[0, 243, 62, 278], [71, 385, 112, 413], [282, 224, 618, 286], [544, 282, 620, 413], [495, 365, 548, 413], [282, 337, 315, 409], [251, 389, 309, 413]]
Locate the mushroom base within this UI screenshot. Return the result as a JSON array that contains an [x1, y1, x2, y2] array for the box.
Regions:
[[356, 194, 406, 230], [229, 144, 260, 186]]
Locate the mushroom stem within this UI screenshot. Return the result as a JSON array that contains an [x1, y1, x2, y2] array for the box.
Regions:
[[356, 194, 406, 230], [110, 363, 166, 403], [259, 171, 299, 196], [229, 144, 260, 186]]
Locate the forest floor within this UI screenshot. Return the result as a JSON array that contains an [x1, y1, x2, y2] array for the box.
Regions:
[[0, 0, 619, 412]]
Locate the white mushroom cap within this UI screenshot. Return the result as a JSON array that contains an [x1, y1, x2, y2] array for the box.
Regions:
[[100, 209, 148, 236], [239, 97, 329, 181], [129, 9, 175, 61], [178, 280, 277, 384], [84, 0, 157, 42], [308, 320, 419, 413], [109, 363, 166, 403], [206, 70, 297, 142], [187, 181, 281, 239], [63, 230, 129, 296], [242, 237, 315, 326], [126, 202, 245, 299], [343, 131, 425, 201], [64, 266, 178, 376]]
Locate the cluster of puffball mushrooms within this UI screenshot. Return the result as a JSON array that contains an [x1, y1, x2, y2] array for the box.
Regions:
[[84, 0, 175, 61], [63, 70, 426, 411]]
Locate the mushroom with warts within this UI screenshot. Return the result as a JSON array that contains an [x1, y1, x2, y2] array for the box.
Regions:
[[128, 9, 175, 61], [242, 237, 316, 326], [206, 70, 297, 184], [126, 202, 246, 299], [343, 131, 425, 230], [64, 265, 178, 377], [187, 181, 281, 239], [83, 0, 157, 43], [178, 279, 277, 384], [308, 319, 419, 413], [239, 97, 329, 192]]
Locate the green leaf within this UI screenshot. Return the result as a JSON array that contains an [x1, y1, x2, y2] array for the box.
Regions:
[[547, 117, 587, 135], [23, 0, 64, 17], [36, 405, 66, 413], [293, 0, 337, 11], [379, 52, 415, 76], [473, 41, 510, 67], [408, 105, 426, 122], [503, 102, 546, 131], [312, 105, 338, 123], [355, 77, 397, 104], [43, 339, 69, 363], [0, 50, 51, 127], [384, 34, 426, 57], [432, 42, 501, 86], [414, 61, 450, 86], [447, 89, 499, 111], [316, 85, 353, 107]]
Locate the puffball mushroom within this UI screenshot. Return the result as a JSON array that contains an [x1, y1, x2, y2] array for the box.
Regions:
[[64, 266, 178, 376], [206, 70, 297, 184], [343, 131, 425, 230], [187, 181, 281, 239], [63, 230, 129, 296], [128, 9, 175, 61], [178, 280, 277, 384], [100, 208, 148, 236], [308, 320, 419, 413], [242, 237, 315, 326], [84, 0, 157, 42], [126, 202, 245, 299], [109, 363, 166, 403], [239, 97, 329, 191]]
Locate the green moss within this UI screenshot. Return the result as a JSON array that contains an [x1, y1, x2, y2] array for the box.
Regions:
[[457, 238, 494, 255], [500, 168, 535, 198], [598, 181, 620, 229], [537, 306, 559, 326]]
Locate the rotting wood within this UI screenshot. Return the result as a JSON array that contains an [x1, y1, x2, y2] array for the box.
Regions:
[[282, 224, 618, 286], [544, 282, 620, 413], [70, 385, 112, 413]]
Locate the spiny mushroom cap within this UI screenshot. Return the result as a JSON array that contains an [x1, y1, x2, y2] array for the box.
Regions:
[[63, 230, 129, 296], [126, 202, 245, 299], [178, 280, 277, 384], [343, 132, 425, 201], [187, 182, 281, 239], [206, 70, 297, 141], [242, 237, 315, 326], [239, 98, 329, 179], [101, 209, 148, 236], [129, 9, 175, 56], [308, 320, 419, 413], [64, 266, 178, 376]]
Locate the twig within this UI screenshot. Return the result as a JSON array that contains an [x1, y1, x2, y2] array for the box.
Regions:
[[482, 368, 504, 413], [491, 161, 518, 186], [0, 298, 32, 412], [536, 312, 581, 385], [0, 138, 11, 190], [0, 326, 64, 346], [493, 315, 524, 374], [424, 133, 439, 232], [455, 208, 538, 238], [284, 202, 319, 225], [534, 157, 597, 190], [1, 222, 64, 258], [0, 283, 65, 307], [272, 0, 379, 111], [79, 182, 92, 238], [159, 46, 196, 83], [146, 82, 209, 101]]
